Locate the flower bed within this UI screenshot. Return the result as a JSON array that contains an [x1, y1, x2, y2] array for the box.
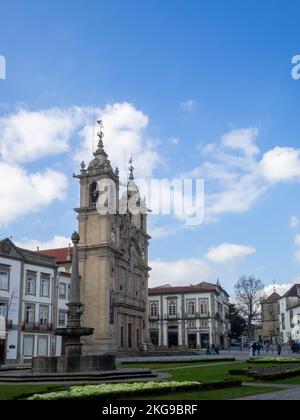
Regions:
[[249, 366, 300, 381], [28, 379, 241, 401], [247, 357, 300, 364]]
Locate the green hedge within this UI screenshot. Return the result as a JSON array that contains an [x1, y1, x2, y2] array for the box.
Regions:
[[28, 379, 241, 401], [250, 367, 300, 381], [247, 357, 300, 364]]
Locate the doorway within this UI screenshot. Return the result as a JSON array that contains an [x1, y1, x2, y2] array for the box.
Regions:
[[128, 323, 133, 349], [200, 333, 210, 349], [188, 333, 197, 349], [0, 339, 6, 365], [168, 326, 178, 348]]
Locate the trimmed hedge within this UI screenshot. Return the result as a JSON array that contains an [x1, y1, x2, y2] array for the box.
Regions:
[[250, 367, 300, 381], [247, 357, 300, 364], [28, 379, 241, 401], [121, 358, 236, 365]]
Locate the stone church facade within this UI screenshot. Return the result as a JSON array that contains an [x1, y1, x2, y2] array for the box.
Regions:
[[66, 122, 150, 354]]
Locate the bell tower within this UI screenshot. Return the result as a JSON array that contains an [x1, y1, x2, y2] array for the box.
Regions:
[[74, 121, 151, 354]]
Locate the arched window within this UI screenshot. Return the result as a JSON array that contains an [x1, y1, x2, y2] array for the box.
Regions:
[[168, 299, 176, 317], [187, 300, 196, 316], [150, 302, 158, 318], [89, 181, 99, 204]]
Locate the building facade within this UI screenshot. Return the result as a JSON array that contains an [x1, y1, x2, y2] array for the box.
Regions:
[[257, 291, 281, 344], [39, 123, 151, 354], [148, 282, 230, 349], [279, 284, 300, 344]]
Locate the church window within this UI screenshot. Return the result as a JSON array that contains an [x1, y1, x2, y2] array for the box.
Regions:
[[89, 181, 99, 204]]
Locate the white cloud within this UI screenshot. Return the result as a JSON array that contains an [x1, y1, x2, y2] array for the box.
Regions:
[[290, 216, 300, 229], [263, 283, 292, 298], [179, 100, 197, 112], [295, 251, 300, 263], [149, 225, 176, 240], [205, 243, 256, 264], [149, 258, 213, 287], [0, 107, 89, 164], [15, 235, 70, 251], [74, 102, 160, 179], [260, 147, 300, 183], [0, 162, 68, 226], [294, 234, 300, 247], [221, 127, 259, 156]]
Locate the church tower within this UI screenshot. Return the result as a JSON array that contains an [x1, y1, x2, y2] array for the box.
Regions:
[[74, 121, 151, 354]]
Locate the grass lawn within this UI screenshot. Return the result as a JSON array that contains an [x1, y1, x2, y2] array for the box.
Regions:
[[121, 361, 251, 382], [0, 360, 298, 400], [0, 385, 63, 400]]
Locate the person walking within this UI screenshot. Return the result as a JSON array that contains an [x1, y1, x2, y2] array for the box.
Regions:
[[265, 340, 270, 354], [277, 343, 282, 356], [252, 341, 257, 356]]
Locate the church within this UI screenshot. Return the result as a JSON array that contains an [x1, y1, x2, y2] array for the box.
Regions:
[[41, 121, 152, 354]]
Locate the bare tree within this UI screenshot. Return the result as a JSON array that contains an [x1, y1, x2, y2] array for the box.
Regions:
[[235, 276, 264, 338]]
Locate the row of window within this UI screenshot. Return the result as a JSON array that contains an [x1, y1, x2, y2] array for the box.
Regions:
[[0, 268, 69, 301], [150, 299, 209, 318], [24, 304, 67, 327], [23, 335, 49, 357]]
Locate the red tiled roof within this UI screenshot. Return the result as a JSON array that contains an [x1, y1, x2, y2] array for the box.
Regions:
[[149, 281, 229, 296], [38, 247, 71, 263]]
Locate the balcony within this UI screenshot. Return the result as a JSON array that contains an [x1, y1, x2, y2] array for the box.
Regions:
[[22, 322, 53, 332]]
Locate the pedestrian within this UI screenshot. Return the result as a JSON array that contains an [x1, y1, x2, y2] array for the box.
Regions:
[[265, 340, 270, 354], [257, 342, 262, 356], [252, 342, 257, 356], [277, 343, 282, 356]]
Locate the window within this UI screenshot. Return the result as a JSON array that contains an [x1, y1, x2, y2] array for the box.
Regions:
[[58, 309, 66, 326], [25, 304, 35, 324], [0, 269, 9, 291], [199, 299, 209, 316], [201, 320, 208, 327], [290, 311, 294, 328], [150, 302, 158, 318], [39, 306, 49, 325], [59, 283, 67, 299], [26, 273, 36, 296], [0, 302, 7, 318], [40, 276, 50, 297], [187, 300, 196, 316], [37, 336, 48, 356], [281, 313, 286, 330], [188, 320, 196, 328], [23, 336, 34, 357], [168, 299, 176, 317]]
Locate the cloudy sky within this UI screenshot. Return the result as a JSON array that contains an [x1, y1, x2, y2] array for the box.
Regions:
[[1, 0, 300, 295]]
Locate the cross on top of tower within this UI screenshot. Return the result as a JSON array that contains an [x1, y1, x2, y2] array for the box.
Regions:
[[97, 119, 104, 150], [129, 155, 134, 180]]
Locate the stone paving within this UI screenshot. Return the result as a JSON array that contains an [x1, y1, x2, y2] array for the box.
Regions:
[[238, 385, 300, 400]]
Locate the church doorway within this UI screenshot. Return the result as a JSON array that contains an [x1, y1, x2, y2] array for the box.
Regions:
[[150, 330, 159, 346], [0, 339, 6, 365], [168, 326, 178, 348]]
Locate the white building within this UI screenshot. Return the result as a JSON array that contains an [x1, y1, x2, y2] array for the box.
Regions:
[[148, 282, 230, 350], [279, 284, 300, 343], [0, 238, 71, 365]]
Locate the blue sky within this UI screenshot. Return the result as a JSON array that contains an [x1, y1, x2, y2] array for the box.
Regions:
[[1, 0, 300, 295]]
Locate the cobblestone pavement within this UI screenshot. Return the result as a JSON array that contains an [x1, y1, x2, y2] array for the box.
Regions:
[[238, 386, 300, 400]]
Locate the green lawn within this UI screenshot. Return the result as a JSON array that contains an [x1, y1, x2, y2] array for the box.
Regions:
[[0, 385, 63, 400], [0, 360, 298, 400]]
